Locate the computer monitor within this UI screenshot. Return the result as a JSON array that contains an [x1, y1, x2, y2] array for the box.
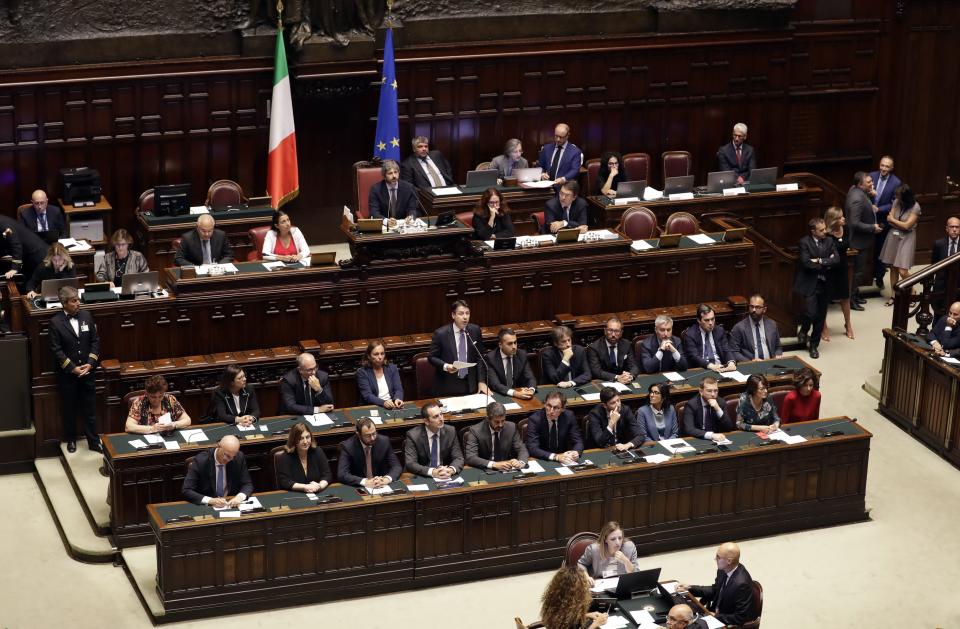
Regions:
[[154, 184, 192, 217]]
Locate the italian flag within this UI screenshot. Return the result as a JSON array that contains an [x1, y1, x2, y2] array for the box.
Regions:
[[267, 29, 299, 209]]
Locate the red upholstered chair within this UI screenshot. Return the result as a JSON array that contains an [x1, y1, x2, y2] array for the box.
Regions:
[[584, 158, 601, 196], [724, 394, 740, 422], [661, 150, 693, 184], [206, 179, 247, 208], [475, 161, 493, 171], [738, 580, 764, 629], [185, 456, 196, 474], [456, 210, 474, 227], [664, 211, 699, 235], [581, 414, 594, 449], [123, 390, 144, 412], [563, 531, 599, 567], [138, 189, 155, 215], [353, 161, 384, 219], [458, 425, 471, 453], [246, 225, 272, 261], [532, 211, 546, 234], [518, 418, 529, 443], [769, 386, 793, 417], [16, 203, 31, 222], [172, 238, 182, 253], [619, 207, 659, 240], [414, 352, 435, 400], [623, 152, 652, 183], [270, 445, 285, 489]]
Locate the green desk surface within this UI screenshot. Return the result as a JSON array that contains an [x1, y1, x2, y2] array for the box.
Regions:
[[139, 206, 273, 226], [428, 184, 528, 197], [633, 232, 729, 251], [167, 259, 316, 279]]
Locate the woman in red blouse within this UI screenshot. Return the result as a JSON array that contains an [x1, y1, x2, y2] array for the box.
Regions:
[[262, 209, 310, 262], [125, 375, 192, 434], [780, 367, 821, 424]]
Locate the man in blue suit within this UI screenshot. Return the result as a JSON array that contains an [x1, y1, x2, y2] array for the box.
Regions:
[[20, 189, 66, 244], [538, 123, 582, 185], [525, 390, 583, 464], [869, 155, 901, 289], [682, 304, 736, 372]]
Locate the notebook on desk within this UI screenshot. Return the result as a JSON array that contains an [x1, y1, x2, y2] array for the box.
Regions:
[[615, 180, 647, 198]]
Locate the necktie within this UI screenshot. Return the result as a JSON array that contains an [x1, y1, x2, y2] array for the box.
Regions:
[[505, 356, 514, 385], [364, 445, 373, 478], [507, 161, 516, 176], [202, 239, 212, 265], [714, 573, 729, 611], [303, 381, 311, 406], [215, 464, 226, 497], [388, 187, 397, 217], [703, 332, 715, 363], [457, 330, 468, 378], [755, 321, 765, 360], [430, 433, 439, 468], [951, 240, 957, 257], [549, 421, 559, 452], [549, 146, 563, 179], [876, 176, 886, 200], [563, 206, 570, 223], [608, 344, 617, 368], [703, 404, 714, 433], [39, 213, 48, 232], [492, 430, 501, 462], [735, 146, 742, 165], [423, 158, 444, 188]]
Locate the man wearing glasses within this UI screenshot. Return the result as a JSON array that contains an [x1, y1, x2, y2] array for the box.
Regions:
[[537, 123, 582, 185], [729, 294, 783, 362], [20, 189, 66, 244]]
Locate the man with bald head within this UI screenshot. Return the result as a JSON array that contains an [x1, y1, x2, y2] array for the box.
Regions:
[[663, 604, 706, 629], [20, 189, 66, 244], [538, 123, 583, 185], [182, 435, 254, 507], [929, 301, 960, 358], [678, 542, 758, 626], [174, 213, 234, 266], [279, 352, 334, 415]]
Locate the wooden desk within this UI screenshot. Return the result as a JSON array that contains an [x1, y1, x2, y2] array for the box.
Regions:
[[416, 185, 555, 235], [146, 416, 869, 620], [338, 215, 475, 268]]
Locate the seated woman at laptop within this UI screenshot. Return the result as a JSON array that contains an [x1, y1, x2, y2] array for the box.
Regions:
[[25, 242, 76, 299], [577, 520, 640, 583], [125, 375, 192, 434], [262, 209, 310, 263], [95, 229, 149, 286], [471, 188, 515, 241], [489, 138, 528, 184], [598, 151, 626, 198], [540, 566, 608, 629]]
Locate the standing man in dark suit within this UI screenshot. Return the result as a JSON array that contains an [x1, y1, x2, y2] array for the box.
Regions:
[[639, 314, 688, 374], [463, 402, 528, 471], [337, 418, 402, 489], [586, 387, 647, 451], [542, 181, 589, 234], [0, 215, 47, 280], [429, 300, 488, 397], [537, 123, 582, 186], [400, 135, 454, 189], [929, 302, 960, 357], [586, 316, 639, 384], [716, 123, 756, 185], [541, 325, 592, 387], [181, 435, 253, 507], [404, 402, 464, 479], [279, 352, 334, 415], [682, 377, 734, 442], [845, 171, 881, 307], [930, 216, 960, 312], [525, 391, 583, 463], [679, 542, 759, 627], [682, 304, 736, 372], [368, 159, 419, 225], [48, 286, 100, 453], [174, 214, 234, 266], [20, 189, 66, 244], [793, 218, 841, 359], [869, 155, 902, 289], [485, 327, 536, 400], [729, 294, 783, 362]]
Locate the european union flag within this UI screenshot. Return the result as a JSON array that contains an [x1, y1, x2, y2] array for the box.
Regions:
[[373, 28, 400, 162]]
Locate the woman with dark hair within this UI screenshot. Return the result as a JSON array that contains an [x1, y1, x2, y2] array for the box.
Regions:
[[356, 339, 405, 409], [262, 209, 310, 263], [125, 375, 192, 434], [540, 566, 608, 629], [638, 382, 679, 441], [577, 520, 639, 582], [276, 421, 332, 493], [822, 206, 854, 341], [780, 367, 821, 423], [879, 184, 921, 306], [95, 228, 149, 285], [25, 242, 76, 299], [598, 151, 626, 198], [735, 374, 780, 433], [206, 364, 260, 426], [471, 188, 515, 241]]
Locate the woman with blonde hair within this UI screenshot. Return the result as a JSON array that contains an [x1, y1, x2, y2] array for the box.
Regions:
[[822, 206, 854, 340], [540, 566, 608, 629], [577, 520, 640, 582], [26, 242, 76, 299]]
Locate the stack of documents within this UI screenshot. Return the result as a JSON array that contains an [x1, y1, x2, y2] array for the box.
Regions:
[[659, 438, 695, 454], [438, 393, 489, 413]]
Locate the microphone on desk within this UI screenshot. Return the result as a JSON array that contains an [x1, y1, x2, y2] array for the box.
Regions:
[[812, 417, 857, 437], [465, 332, 493, 411]]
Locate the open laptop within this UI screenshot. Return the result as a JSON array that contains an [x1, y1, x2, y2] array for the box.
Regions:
[[745, 166, 778, 192], [40, 277, 80, 304], [82, 281, 119, 304], [706, 170, 737, 193], [606, 567, 662, 600], [120, 271, 160, 296], [513, 167, 542, 183], [616, 180, 647, 198], [664, 175, 695, 195], [464, 169, 498, 189]]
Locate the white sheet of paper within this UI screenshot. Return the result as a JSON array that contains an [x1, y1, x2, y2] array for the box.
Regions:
[[723, 186, 746, 196], [669, 192, 695, 201], [555, 466, 574, 476], [310, 413, 335, 426], [715, 436, 733, 445], [220, 263, 239, 273], [164, 441, 180, 450], [578, 229, 619, 242], [941, 356, 960, 365], [58, 237, 78, 247], [179, 429, 208, 443], [519, 179, 557, 189], [219, 510, 241, 518], [439, 393, 489, 413], [407, 484, 429, 492], [343, 205, 355, 224], [143, 434, 164, 444], [451, 361, 476, 369], [369, 416, 383, 425], [660, 438, 695, 453], [503, 402, 521, 410], [262, 261, 285, 270], [157, 412, 172, 425], [662, 581, 679, 594], [237, 497, 262, 511], [702, 615, 725, 629], [603, 616, 631, 629], [722, 370, 749, 383], [189, 205, 210, 215], [662, 371, 685, 382], [128, 439, 147, 449], [522, 460, 545, 473], [484, 240, 495, 248], [236, 423, 255, 432], [601, 381, 632, 392], [644, 453, 671, 464], [688, 233, 717, 245], [643, 186, 664, 201], [783, 434, 808, 444], [776, 183, 800, 192], [432, 186, 462, 196], [613, 196, 640, 206], [631, 239, 654, 251], [365, 485, 394, 495], [629, 610, 656, 625], [259, 424, 268, 432], [306, 493, 318, 500], [580, 392, 601, 401]]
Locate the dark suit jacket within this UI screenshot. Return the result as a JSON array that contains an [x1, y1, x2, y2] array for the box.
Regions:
[[586, 403, 646, 448], [356, 364, 404, 407], [542, 196, 588, 233], [845, 186, 877, 249], [337, 434, 402, 486], [729, 316, 783, 362], [929, 315, 960, 350], [403, 424, 464, 476], [638, 334, 688, 374], [586, 337, 639, 381], [540, 344, 592, 386], [682, 323, 733, 369], [174, 228, 234, 266], [182, 448, 254, 504], [428, 323, 487, 396], [0, 225, 23, 274], [276, 448, 333, 490], [638, 404, 680, 441], [400, 151, 454, 189], [690, 564, 758, 626], [537, 142, 583, 182], [931, 236, 959, 265], [0, 215, 46, 276], [868, 170, 902, 224], [485, 348, 536, 395], [717, 142, 756, 180], [682, 395, 734, 439], [472, 213, 515, 240], [463, 419, 529, 468], [368, 179, 419, 220], [20, 205, 66, 242], [525, 408, 584, 459], [48, 310, 100, 376], [205, 385, 260, 424], [278, 367, 334, 415], [793, 234, 840, 297]]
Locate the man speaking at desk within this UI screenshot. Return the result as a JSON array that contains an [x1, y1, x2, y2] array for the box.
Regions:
[[174, 214, 234, 266], [182, 435, 253, 508], [429, 300, 488, 397]]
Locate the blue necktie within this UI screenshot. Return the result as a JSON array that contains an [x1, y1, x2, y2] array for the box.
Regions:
[[703, 333, 715, 363], [608, 345, 616, 368], [215, 464, 226, 497], [755, 321, 765, 360], [457, 330, 468, 378], [429, 433, 439, 468], [39, 213, 48, 232], [876, 176, 886, 201]]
